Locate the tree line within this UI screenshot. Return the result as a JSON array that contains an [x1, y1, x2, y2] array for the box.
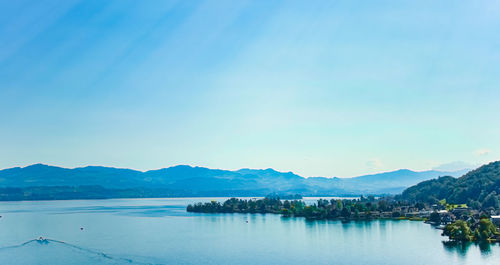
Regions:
[[187, 196, 419, 220]]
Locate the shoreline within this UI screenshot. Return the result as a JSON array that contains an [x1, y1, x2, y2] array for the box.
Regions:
[[0, 196, 360, 203]]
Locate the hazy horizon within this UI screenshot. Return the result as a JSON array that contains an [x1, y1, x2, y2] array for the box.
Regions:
[[1, 0, 499, 177], [0, 161, 477, 179]]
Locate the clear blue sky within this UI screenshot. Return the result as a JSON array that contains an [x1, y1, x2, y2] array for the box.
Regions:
[[0, 0, 499, 177]]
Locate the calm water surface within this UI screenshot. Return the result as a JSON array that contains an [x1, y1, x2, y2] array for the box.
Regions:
[[0, 198, 498, 265]]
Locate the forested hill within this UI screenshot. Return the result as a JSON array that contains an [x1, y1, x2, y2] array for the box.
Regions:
[[400, 161, 500, 209]]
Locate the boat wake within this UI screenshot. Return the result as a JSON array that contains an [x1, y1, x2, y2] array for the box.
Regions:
[[0, 238, 160, 265]]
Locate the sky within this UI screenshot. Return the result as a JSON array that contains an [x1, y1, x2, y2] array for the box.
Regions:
[[0, 0, 499, 177]]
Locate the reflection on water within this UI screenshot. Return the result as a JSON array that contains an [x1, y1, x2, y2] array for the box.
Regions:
[[0, 198, 498, 265], [442, 240, 495, 256]]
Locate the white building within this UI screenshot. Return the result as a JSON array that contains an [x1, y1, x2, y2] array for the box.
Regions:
[[491, 216, 500, 225]]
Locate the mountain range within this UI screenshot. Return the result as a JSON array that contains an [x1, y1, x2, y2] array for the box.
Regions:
[[0, 164, 469, 200]]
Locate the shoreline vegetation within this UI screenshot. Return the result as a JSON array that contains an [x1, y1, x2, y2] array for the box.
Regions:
[[187, 195, 500, 244], [188, 161, 500, 244]]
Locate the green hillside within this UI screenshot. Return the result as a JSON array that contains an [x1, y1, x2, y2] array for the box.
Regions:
[[401, 161, 500, 209]]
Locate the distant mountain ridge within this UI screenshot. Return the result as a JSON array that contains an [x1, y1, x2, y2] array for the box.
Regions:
[[0, 164, 469, 200]]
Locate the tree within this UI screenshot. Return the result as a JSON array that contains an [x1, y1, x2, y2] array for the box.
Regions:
[[377, 200, 389, 212], [281, 208, 291, 217], [341, 207, 351, 218], [429, 211, 440, 223], [442, 220, 473, 241], [483, 192, 499, 209], [475, 218, 499, 241]]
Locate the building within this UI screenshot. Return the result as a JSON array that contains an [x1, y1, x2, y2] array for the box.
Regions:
[[491, 215, 500, 226]]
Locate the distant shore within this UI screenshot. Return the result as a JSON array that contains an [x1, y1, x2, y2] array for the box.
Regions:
[[0, 185, 364, 201], [0, 193, 359, 202]]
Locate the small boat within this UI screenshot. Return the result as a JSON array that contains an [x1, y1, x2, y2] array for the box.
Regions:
[[36, 237, 49, 244]]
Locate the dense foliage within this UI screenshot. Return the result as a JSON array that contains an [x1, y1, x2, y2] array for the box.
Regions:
[[400, 161, 500, 209], [443, 218, 499, 242], [443, 220, 474, 241], [187, 196, 419, 220]]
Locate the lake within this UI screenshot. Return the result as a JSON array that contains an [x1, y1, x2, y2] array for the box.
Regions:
[[0, 198, 498, 265]]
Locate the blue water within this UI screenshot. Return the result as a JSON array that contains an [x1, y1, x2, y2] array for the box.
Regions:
[[0, 198, 498, 265]]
